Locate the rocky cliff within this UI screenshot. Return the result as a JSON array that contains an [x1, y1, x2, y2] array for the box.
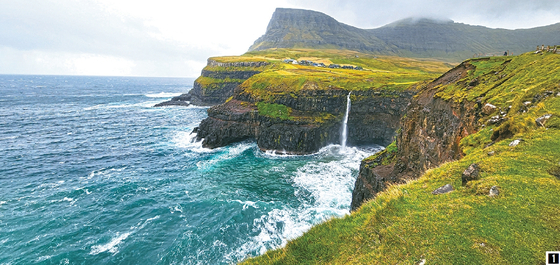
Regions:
[[193, 50, 448, 154], [196, 89, 415, 154], [351, 63, 480, 210], [351, 51, 560, 210], [155, 58, 270, 107]]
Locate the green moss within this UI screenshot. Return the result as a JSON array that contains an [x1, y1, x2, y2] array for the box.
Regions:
[[256, 102, 294, 120], [363, 141, 398, 168]]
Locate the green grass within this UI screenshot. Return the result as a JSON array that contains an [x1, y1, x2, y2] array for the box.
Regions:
[[241, 52, 560, 264], [256, 102, 294, 120]]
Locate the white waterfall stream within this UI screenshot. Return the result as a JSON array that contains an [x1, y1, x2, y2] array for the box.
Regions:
[[341, 92, 351, 149]]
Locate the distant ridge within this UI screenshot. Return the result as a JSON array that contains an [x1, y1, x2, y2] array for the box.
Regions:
[[249, 8, 560, 61]]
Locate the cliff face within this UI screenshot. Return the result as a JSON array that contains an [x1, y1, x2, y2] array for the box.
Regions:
[[351, 51, 560, 210], [351, 62, 481, 210], [155, 59, 269, 107], [188, 59, 270, 106], [196, 89, 414, 154]]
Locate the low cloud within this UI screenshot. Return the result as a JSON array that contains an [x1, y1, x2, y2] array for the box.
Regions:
[[286, 0, 560, 29]]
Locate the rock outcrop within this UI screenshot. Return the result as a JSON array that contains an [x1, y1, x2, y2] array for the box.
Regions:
[[155, 59, 269, 107]]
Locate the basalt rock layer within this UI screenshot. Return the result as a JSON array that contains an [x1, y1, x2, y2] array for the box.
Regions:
[[155, 59, 270, 107], [196, 89, 415, 154]]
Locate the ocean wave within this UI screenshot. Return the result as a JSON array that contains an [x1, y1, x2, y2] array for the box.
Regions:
[[90, 215, 159, 255], [144, 92, 183, 98], [90, 232, 131, 255], [225, 144, 380, 262], [196, 142, 255, 170], [172, 131, 209, 152]]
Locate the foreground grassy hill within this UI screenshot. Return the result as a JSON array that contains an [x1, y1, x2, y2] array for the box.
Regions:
[[242, 51, 560, 264]]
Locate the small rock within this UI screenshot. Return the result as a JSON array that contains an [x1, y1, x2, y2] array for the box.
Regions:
[[548, 165, 560, 179], [488, 115, 505, 125], [468, 78, 479, 87], [417, 259, 426, 265], [509, 139, 522, 147], [432, 184, 454, 195], [489, 186, 499, 196], [462, 163, 480, 186], [523, 101, 532, 106], [536, 114, 552, 127], [481, 103, 497, 115], [487, 151, 495, 156]]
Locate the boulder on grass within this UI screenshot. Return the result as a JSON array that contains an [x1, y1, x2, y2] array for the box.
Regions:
[[462, 163, 480, 186], [432, 184, 454, 195]]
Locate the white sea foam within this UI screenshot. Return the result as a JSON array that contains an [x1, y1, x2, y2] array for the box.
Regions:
[[226, 144, 380, 262], [231, 200, 259, 210], [83, 101, 159, 111], [90, 214, 160, 255], [90, 232, 131, 255], [86, 167, 127, 180], [144, 92, 182, 98], [35, 256, 51, 262], [196, 142, 254, 170], [172, 131, 210, 153]]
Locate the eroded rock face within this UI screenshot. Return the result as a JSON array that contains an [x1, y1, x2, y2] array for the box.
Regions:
[[352, 62, 482, 210], [195, 100, 341, 154], [155, 59, 268, 107], [196, 90, 414, 155]]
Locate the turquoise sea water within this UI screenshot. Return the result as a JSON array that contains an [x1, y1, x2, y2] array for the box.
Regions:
[[0, 75, 380, 264]]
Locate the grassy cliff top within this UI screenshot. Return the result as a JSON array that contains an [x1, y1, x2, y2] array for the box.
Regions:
[[225, 49, 452, 102], [241, 52, 560, 264]]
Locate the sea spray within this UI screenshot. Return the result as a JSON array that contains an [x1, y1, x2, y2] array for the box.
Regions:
[[341, 92, 351, 149]]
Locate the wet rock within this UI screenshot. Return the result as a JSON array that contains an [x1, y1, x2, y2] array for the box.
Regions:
[[489, 186, 499, 196], [536, 114, 552, 127], [462, 163, 481, 186], [153, 94, 191, 107], [481, 103, 497, 115], [432, 184, 454, 195]]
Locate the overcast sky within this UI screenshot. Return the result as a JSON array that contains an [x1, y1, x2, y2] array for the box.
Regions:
[[1, 0, 559, 77]]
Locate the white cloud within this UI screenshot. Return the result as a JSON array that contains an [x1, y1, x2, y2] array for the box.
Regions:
[[0, 0, 558, 77]]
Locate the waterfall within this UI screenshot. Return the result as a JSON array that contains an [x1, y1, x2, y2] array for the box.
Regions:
[[341, 92, 351, 149]]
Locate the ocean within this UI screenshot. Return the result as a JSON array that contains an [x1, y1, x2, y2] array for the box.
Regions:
[[0, 75, 380, 264]]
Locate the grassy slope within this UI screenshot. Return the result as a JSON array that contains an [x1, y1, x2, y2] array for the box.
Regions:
[[242, 52, 560, 264], [228, 49, 450, 122]]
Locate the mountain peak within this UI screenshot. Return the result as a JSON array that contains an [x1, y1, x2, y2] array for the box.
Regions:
[[248, 8, 560, 61]]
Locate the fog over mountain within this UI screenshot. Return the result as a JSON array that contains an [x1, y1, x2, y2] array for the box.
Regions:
[[250, 8, 560, 61]]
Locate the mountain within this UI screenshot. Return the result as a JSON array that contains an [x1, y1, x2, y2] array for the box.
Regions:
[[249, 8, 560, 61], [249, 8, 391, 53]]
